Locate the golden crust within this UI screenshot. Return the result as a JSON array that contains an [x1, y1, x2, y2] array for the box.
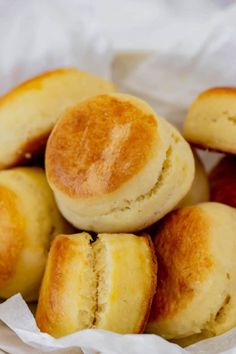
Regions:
[[183, 87, 236, 154], [43, 234, 92, 306], [149, 207, 212, 323], [36, 232, 157, 337], [0, 68, 73, 107], [46, 98, 194, 233], [46, 94, 158, 198], [147, 203, 236, 340], [137, 235, 158, 333], [0, 69, 70, 169], [40, 235, 79, 315], [36, 234, 94, 336], [0, 68, 115, 169], [209, 156, 236, 208], [35, 236, 66, 335], [197, 87, 236, 98], [0, 167, 73, 301], [0, 186, 25, 287]]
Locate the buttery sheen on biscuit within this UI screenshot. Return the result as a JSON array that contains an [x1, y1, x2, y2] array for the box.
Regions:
[[209, 155, 236, 208], [0, 167, 72, 301], [0, 68, 115, 169], [36, 232, 157, 337], [46, 93, 194, 233], [183, 87, 236, 154], [147, 202, 236, 342]]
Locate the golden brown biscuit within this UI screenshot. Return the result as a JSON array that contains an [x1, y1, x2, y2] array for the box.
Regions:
[[0, 68, 115, 169], [0, 167, 73, 301], [179, 150, 209, 207], [46, 93, 194, 232], [183, 87, 236, 154], [36, 232, 157, 337], [209, 155, 236, 208], [147, 202, 236, 342]]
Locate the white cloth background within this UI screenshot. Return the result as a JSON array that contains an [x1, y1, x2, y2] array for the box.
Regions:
[[0, 0, 236, 352]]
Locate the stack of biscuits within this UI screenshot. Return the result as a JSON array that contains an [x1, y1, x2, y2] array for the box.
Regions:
[[0, 69, 235, 346]]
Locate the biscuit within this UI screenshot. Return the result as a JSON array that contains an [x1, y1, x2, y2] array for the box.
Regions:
[[46, 93, 194, 232], [36, 232, 157, 337], [0, 68, 115, 169], [147, 202, 236, 341], [183, 87, 236, 154], [0, 167, 72, 301]]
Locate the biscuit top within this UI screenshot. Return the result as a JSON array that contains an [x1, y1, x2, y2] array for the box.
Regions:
[[185, 86, 236, 125], [0, 68, 69, 106], [0, 186, 24, 287], [0, 67, 115, 170], [0, 68, 114, 107], [46, 94, 159, 199], [198, 87, 236, 99], [186, 87, 236, 112], [150, 206, 213, 323]]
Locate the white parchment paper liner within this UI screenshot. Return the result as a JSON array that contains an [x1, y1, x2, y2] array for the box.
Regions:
[[1, 295, 236, 354]]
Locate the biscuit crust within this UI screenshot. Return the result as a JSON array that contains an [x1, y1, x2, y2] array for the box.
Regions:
[[147, 202, 236, 340], [46, 95, 158, 198], [184, 87, 236, 154], [0, 68, 115, 169], [36, 232, 157, 337]]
